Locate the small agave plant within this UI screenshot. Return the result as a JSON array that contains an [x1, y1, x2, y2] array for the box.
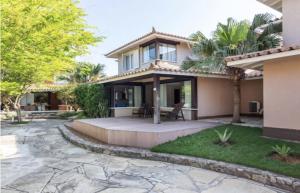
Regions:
[[272, 144, 292, 160], [214, 128, 233, 145]]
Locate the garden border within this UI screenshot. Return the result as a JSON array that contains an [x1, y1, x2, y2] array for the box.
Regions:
[[59, 124, 300, 192]]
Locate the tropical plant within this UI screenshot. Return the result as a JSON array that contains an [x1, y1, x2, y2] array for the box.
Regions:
[[1, 0, 101, 122], [214, 128, 233, 145], [185, 13, 281, 122], [59, 62, 105, 83], [74, 84, 109, 118], [272, 144, 292, 159]]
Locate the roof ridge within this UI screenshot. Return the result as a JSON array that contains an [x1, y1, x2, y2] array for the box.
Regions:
[[105, 30, 194, 57]]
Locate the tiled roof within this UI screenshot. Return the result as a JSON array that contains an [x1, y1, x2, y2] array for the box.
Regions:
[[28, 84, 70, 92], [99, 61, 227, 83], [224, 46, 300, 63], [105, 28, 194, 57]]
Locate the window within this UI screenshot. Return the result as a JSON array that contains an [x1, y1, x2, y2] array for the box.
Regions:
[[124, 54, 134, 71], [143, 43, 156, 63], [114, 86, 134, 107], [159, 43, 176, 62]]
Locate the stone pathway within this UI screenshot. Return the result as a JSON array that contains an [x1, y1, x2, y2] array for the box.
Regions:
[[1, 119, 288, 193]]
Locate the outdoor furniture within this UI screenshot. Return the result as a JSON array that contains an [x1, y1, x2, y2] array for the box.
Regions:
[[132, 103, 152, 118], [161, 103, 185, 121]]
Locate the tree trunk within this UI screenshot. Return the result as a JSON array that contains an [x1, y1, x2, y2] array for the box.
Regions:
[[232, 77, 241, 123], [13, 95, 22, 122]]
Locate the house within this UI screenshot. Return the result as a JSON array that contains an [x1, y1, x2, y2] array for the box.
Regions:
[[226, 0, 300, 141], [101, 28, 263, 123], [20, 84, 66, 111]]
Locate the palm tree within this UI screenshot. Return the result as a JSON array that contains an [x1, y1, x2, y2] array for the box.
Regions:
[[59, 62, 105, 83], [185, 13, 281, 123]]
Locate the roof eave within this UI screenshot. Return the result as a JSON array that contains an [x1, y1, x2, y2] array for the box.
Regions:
[[257, 0, 282, 12], [227, 49, 300, 69], [105, 33, 195, 58]]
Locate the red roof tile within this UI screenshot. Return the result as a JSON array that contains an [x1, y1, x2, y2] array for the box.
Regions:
[[224, 46, 300, 63]]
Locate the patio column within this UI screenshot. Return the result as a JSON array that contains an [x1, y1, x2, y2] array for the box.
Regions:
[[191, 77, 198, 120], [153, 75, 160, 124]]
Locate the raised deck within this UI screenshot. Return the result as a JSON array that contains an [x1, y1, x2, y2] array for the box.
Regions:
[[67, 117, 220, 148]]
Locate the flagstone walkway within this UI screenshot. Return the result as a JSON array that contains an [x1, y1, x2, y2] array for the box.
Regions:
[[1, 119, 288, 193]]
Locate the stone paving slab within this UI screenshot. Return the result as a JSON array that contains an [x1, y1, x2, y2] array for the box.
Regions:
[[0, 119, 292, 193]]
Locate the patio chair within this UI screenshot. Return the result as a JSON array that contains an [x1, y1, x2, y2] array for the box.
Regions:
[[161, 103, 185, 121], [132, 103, 152, 118]]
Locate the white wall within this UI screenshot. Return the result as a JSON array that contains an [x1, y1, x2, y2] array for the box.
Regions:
[[283, 0, 300, 46], [20, 93, 34, 106], [177, 42, 193, 65], [118, 47, 139, 74]]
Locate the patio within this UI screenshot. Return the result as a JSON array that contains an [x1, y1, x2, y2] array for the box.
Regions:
[[67, 116, 262, 148], [68, 117, 220, 148]]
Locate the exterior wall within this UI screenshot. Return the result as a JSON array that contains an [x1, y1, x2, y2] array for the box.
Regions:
[[240, 79, 263, 114], [197, 77, 233, 117], [117, 47, 139, 74], [176, 42, 193, 66], [20, 93, 34, 106], [117, 42, 193, 75], [282, 0, 300, 46], [264, 56, 300, 132]]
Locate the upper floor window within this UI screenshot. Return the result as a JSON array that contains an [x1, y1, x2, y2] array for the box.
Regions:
[[143, 43, 156, 63], [159, 43, 176, 62], [124, 54, 134, 71]]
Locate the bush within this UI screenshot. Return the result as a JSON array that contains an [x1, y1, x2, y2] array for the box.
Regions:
[[74, 84, 108, 118], [57, 85, 78, 110]]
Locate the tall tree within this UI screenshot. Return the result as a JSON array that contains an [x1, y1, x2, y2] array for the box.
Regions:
[[59, 62, 105, 83], [185, 13, 281, 122], [1, 0, 101, 122]]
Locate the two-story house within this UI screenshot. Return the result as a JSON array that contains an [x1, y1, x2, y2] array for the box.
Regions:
[[226, 0, 300, 141], [101, 28, 263, 123]]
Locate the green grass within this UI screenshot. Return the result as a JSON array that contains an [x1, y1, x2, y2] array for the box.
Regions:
[[151, 124, 300, 178]]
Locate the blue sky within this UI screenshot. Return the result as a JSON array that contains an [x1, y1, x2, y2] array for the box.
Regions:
[[77, 0, 281, 76]]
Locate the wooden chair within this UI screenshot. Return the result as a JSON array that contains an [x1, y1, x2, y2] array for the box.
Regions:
[[132, 103, 152, 118], [161, 103, 185, 121]]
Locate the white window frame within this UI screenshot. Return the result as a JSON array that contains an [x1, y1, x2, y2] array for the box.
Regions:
[[123, 54, 134, 71]]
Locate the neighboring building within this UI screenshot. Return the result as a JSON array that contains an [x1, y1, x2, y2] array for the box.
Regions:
[[20, 84, 65, 111], [102, 28, 263, 123], [226, 0, 300, 141]]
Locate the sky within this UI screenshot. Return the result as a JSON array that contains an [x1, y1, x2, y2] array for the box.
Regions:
[[77, 0, 281, 76]]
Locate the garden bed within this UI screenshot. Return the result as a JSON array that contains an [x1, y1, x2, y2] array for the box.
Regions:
[[151, 124, 300, 178]]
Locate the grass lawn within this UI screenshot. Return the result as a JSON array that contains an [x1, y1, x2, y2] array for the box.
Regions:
[[151, 124, 300, 178]]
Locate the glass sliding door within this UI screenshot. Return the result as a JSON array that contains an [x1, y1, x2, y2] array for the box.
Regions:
[[114, 85, 142, 107], [160, 81, 191, 108]]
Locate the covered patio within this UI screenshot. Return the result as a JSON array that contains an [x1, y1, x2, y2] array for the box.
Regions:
[[102, 62, 227, 124]]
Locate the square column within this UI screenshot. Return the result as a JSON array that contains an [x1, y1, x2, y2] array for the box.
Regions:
[[153, 75, 160, 124], [191, 77, 198, 120]]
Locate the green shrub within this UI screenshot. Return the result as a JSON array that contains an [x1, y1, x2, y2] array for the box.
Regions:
[[74, 84, 109, 118]]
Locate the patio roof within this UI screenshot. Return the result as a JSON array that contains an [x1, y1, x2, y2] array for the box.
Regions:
[[98, 61, 229, 84], [105, 28, 195, 58], [28, 84, 70, 92]]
